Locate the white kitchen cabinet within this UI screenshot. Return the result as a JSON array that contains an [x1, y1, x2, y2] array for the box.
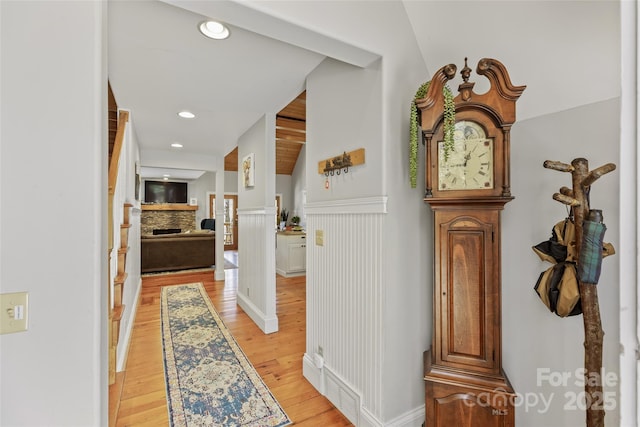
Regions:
[[276, 232, 306, 277]]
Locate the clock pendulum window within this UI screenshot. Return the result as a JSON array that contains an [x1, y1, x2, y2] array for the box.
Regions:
[[415, 58, 525, 427]]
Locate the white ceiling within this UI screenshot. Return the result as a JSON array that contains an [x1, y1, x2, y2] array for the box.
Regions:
[[108, 0, 327, 179], [109, 0, 620, 180], [403, 0, 620, 121]]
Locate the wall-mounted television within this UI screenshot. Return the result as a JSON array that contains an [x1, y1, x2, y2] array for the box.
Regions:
[[144, 180, 188, 204]]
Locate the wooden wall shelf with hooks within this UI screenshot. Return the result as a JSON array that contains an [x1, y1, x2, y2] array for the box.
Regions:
[[317, 148, 365, 175]]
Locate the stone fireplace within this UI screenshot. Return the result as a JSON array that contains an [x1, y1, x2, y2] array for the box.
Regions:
[[141, 204, 197, 236]]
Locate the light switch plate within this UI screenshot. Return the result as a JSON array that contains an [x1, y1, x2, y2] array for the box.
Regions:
[[0, 292, 29, 334], [316, 230, 324, 246]]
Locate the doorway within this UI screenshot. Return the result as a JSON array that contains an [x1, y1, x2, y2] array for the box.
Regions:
[[209, 194, 238, 250]]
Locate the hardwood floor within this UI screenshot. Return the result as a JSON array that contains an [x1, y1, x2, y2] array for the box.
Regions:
[[115, 255, 352, 426]]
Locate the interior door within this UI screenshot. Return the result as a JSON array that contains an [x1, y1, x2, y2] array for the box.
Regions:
[[209, 194, 238, 250]]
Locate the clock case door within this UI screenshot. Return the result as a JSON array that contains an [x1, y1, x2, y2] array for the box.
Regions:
[[434, 209, 501, 374]]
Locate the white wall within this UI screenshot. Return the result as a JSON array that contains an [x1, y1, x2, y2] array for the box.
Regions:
[[307, 60, 383, 203], [403, 0, 621, 123], [190, 171, 215, 225], [242, 1, 628, 426], [237, 115, 276, 210], [305, 57, 392, 424], [503, 99, 621, 426], [290, 144, 306, 224], [225, 170, 239, 193], [284, 1, 432, 423], [0, 2, 630, 426], [237, 115, 279, 333], [0, 1, 107, 425], [276, 173, 293, 217]]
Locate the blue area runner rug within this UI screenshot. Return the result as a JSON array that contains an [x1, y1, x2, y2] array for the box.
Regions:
[[161, 283, 291, 427]]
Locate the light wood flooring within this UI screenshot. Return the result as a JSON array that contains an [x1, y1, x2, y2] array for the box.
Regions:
[[113, 254, 352, 426]]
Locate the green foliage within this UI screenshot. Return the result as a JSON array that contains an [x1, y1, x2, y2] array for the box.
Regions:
[[409, 82, 455, 188], [442, 86, 455, 162]]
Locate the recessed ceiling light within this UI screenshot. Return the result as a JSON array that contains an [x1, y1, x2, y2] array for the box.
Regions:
[[171, 143, 183, 148], [199, 20, 230, 40], [178, 111, 195, 119]]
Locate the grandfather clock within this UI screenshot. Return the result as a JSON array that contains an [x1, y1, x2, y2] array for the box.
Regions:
[[417, 58, 525, 427]]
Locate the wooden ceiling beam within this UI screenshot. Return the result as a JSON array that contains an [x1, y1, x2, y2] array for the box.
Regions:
[[225, 91, 306, 175], [277, 140, 304, 149], [276, 131, 305, 143], [278, 108, 305, 121], [276, 117, 306, 131]]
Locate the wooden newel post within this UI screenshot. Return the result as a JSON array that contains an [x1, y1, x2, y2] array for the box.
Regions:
[[543, 158, 616, 427]]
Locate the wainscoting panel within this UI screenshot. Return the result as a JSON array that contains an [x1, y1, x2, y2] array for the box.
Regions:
[[237, 207, 278, 334], [305, 197, 386, 423]]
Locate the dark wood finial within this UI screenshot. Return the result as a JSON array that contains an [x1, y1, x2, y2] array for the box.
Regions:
[[461, 57, 471, 83], [458, 57, 474, 101]]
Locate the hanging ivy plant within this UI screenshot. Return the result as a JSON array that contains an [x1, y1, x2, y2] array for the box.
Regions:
[[409, 82, 455, 188]]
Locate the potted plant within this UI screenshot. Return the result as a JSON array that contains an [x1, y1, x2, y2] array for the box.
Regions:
[[279, 208, 288, 230], [291, 215, 300, 226]]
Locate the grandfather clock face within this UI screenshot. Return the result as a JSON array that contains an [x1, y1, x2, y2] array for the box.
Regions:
[[437, 120, 494, 191], [430, 112, 505, 199]]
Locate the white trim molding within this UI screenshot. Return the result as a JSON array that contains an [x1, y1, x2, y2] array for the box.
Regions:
[[237, 206, 277, 215], [116, 277, 142, 372], [303, 355, 362, 426], [305, 196, 387, 215], [237, 292, 278, 334], [303, 352, 424, 427]]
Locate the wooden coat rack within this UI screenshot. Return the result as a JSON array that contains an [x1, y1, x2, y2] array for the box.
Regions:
[[543, 157, 616, 427], [317, 148, 365, 175]]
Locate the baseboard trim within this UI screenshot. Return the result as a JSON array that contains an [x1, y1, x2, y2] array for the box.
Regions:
[[237, 291, 278, 334], [276, 268, 305, 278], [359, 407, 383, 427], [359, 405, 424, 427], [324, 367, 361, 425], [385, 406, 425, 427], [116, 277, 142, 372], [303, 353, 425, 427], [303, 353, 324, 392], [303, 353, 362, 426]]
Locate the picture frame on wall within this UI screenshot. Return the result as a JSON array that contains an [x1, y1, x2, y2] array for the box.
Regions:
[[242, 152, 255, 187], [134, 162, 141, 201]]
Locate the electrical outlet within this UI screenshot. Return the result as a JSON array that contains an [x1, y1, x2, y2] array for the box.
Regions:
[[0, 292, 29, 334]]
